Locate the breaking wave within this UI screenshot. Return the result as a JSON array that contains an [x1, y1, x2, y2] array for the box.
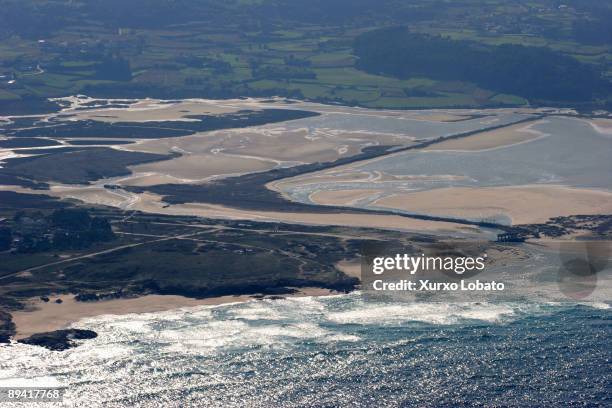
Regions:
[[0, 293, 609, 407]]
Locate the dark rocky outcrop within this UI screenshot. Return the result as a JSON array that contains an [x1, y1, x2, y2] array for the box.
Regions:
[[18, 329, 98, 351], [0, 311, 16, 344]]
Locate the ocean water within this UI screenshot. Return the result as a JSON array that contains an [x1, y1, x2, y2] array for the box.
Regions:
[[1, 294, 610, 407]]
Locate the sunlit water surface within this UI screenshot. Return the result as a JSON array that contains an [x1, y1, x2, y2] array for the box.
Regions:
[[0, 294, 609, 407]]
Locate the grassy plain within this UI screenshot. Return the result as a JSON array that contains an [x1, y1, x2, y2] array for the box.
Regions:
[[2, 1, 609, 111]]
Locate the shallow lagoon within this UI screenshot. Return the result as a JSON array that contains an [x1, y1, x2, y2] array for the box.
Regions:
[[363, 116, 611, 190], [275, 109, 527, 140], [280, 116, 612, 217]]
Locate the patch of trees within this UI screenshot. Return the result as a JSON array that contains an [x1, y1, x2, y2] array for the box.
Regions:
[[50, 209, 115, 250], [0, 227, 11, 251], [0, 1, 74, 39], [0, 191, 70, 209], [0, 310, 15, 343], [257, 0, 437, 25], [0, 148, 172, 185], [95, 55, 132, 81], [253, 65, 316, 80], [284, 55, 312, 67], [0, 0, 436, 40], [572, 19, 612, 46], [567, 1, 612, 45], [0, 98, 61, 116], [354, 27, 610, 103], [81, 0, 227, 29]]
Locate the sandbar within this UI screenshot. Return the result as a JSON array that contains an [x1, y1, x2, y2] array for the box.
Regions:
[[372, 185, 612, 224], [424, 120, 545, 151]]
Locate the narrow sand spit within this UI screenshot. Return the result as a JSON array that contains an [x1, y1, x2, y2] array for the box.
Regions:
[[149, 201, 476, 234], [372, 185, 612, 225], [67, 100, 244, 122], [423, 120, 546, 151], [39, 186, 474, 234], [404, 113, 477, 122], [11, 288, 336, 339]]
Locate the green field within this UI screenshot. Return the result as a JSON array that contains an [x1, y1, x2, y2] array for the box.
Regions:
[[0, 0, 610, 110]]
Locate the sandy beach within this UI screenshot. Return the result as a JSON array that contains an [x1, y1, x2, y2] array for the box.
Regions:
[[587, 118, 612, 136], [11, 288, 337, 339], [306, 184, 612, 226], [372, 185, 612, 224]]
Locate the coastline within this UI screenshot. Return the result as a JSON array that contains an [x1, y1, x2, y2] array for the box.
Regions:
[[11, 287, 337, 340]]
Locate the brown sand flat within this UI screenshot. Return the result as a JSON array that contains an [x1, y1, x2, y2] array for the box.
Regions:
[[592, 118, 612, 128], [123, 127, 408, 165], [172, 202, 476, 233], [71, 100, 244, 123], [114, 173, 188, 187], [335, 260, 362, 279], [12, 288, 336, 339], [373, 185, 612, 224], [47, 185, 143, 209], [129, 153, 276, 181], [424, 120, 545, 151], [589, 118, 612, 135], [120, 131, 239, 155], [221, 130, 360, 163], [119, 128, 401, 182]]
